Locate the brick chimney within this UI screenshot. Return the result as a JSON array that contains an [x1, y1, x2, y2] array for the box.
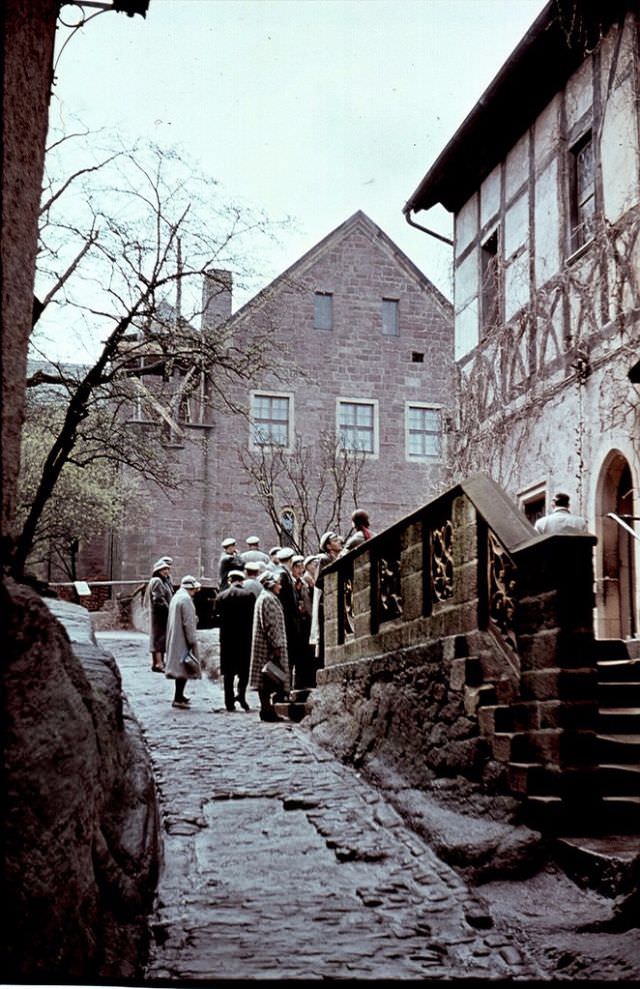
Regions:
[[201, 269, 232, 330]]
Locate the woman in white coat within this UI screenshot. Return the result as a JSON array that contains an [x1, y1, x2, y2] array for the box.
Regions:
[[165, 575, 202, 709]]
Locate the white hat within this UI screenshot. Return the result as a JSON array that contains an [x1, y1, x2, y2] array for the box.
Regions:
[[222, 538, 236, 548], [277, 547, 295, 561], [227, 570, 245, 580], [181, 575, 201, 589], [244, 561, 261, 572], [320, 531, 339, 552], [161, 556, 173, 565], [152, 558, 170, 574], [246, 536, 260, 545], [291, 555, 304, 565]]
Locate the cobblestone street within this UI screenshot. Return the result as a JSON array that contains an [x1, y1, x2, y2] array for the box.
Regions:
[[99, 631, 637, 983]]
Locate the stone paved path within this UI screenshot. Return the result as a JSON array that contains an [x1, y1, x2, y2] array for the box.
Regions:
[[99, 631, 547, 981]]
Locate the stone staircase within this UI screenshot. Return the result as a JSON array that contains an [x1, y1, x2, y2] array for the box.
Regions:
[[502, 639, 640, 835]]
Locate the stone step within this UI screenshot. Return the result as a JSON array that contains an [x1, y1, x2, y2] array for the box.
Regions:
[[598, 707, 640, 734], [597, 658, 640, 682], [596, 639, 638, 661], [552, 835, 640, 898], [598, 763, 640, 795], [597, 733, 640, 763], [598, 680, 640, 706], [522, 794, 640, 835]]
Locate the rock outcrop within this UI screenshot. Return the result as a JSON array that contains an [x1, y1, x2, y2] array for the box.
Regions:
[[0, 578, 160, 981]]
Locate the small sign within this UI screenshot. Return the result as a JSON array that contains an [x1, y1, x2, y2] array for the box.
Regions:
[[74, 581, 92, 597]]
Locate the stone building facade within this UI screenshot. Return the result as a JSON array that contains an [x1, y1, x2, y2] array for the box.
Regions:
[[1, 0, 58, 549], [404, 0, 640, 642], [112, 211, 454, 584]]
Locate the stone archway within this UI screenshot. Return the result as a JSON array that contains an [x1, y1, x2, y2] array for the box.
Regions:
[[596, 451, 637, 640]]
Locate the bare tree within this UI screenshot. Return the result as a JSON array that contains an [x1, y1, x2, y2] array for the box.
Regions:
[[239, 430, 370, 553], [13, 129, 288, 577]]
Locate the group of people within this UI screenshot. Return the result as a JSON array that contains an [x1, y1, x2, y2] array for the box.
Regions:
[[146, 509, 376, 720], [146, 497, 590, 718]]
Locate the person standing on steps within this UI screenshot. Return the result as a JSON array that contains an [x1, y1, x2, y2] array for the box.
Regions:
[[249, 569, 290, 722], [148, 558, 174, 673], [165, 574, 201, 709], [534, 492, 589, 535], [213, 570, 256, 712]]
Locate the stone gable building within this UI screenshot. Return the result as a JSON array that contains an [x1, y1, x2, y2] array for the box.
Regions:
[[403, 0, 640, 642], [111, 210, 454, 584]]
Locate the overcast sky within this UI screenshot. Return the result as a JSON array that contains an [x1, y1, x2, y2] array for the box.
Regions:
[[49, 0, 547, 317]]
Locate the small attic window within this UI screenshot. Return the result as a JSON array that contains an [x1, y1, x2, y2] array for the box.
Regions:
[[411, 352, 424, 363]]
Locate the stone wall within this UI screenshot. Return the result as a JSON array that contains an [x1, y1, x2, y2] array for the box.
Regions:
[[307, 475, 601, 824], [1, 581, 160, 981], [1, 0, 58, 543]]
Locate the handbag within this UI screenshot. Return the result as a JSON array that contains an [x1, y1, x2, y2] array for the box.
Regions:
[[261, 660, 287, 685], [182, 649, 201, 675]]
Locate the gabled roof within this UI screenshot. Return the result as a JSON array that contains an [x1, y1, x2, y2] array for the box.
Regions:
[[228, 210, 452, 326], [404, 0, 632, 215]]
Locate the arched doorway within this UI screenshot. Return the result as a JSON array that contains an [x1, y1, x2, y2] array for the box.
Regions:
[[596, 451, 637, 640]]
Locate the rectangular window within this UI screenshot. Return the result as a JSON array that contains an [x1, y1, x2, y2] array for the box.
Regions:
[[382, 298, 399, 336], [314, 291, 333, 330], [481, 229, 500, 335], [518, 482, 547, 527], [337, 399, 377, 455], [570, 132, 595, 251], [406, 404, 442, 460], [251, 392, 291, 447]]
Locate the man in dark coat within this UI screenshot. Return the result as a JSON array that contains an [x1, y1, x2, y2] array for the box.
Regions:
[[218, 537, 244, 588], [275, 547, 302, 689], [213, 570, 256, 712]]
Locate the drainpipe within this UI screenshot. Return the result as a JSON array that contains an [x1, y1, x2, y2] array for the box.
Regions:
[[403, 207, 454, 247]]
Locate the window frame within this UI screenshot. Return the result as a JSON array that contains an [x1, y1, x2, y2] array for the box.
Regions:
[[480, 227, 501, 337], [314, 291, 333, 331], [517, 481, 547, 527], [381, 297, 399, 336], [336, 397, 379, 458], [569, 130, 595, 254], [249, 390, 294, 452], [404, 402, 443, 462]]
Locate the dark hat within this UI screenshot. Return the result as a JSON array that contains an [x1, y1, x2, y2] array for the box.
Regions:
[[259, 570, 280, 588]]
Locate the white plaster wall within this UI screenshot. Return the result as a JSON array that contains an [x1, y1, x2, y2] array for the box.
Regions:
[[565, 57, 593, 131], [454, 194, 478, 258], [480, 166, 501, 228], [533, 95, 561, 170], [505, 132, 529, 201], [534, 160, 560, 287], [455, 299, 479, 360], [601, 73, 640, 224], [504, 191, 529, 259], [504, 250, 530, 321], [454, 249, 478, 311]]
